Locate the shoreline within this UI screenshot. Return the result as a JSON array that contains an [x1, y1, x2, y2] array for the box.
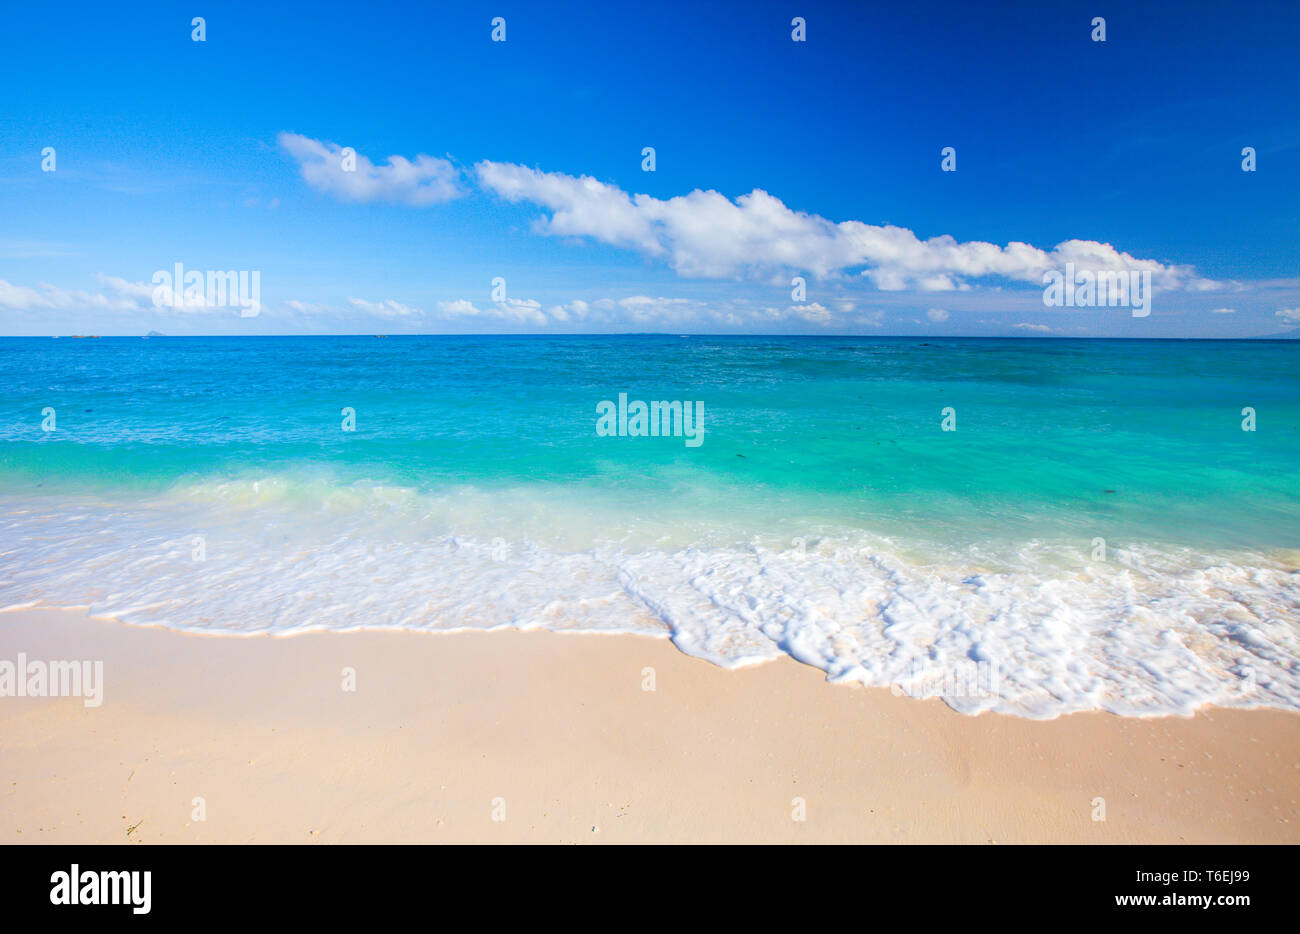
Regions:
[[1, 607, 1297, 844]]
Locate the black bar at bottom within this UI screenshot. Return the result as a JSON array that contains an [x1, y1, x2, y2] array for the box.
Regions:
[[0, 844, 1281, 921]]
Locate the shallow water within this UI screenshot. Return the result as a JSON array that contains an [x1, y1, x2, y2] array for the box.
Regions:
[[2, 335, 1297, 717]]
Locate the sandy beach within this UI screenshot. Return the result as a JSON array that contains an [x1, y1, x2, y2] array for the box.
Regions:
[[1, 607, 1295, 844]]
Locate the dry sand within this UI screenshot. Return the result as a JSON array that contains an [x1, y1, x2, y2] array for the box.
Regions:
[[1, 608, 1296, 844]]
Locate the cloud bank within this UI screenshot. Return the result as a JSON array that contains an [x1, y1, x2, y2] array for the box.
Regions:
[[474, 161, 1214, 291], [275, 134, 1222, 297]]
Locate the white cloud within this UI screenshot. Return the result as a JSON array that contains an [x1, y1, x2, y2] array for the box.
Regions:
[[1012, 322, 1053, 333], [429, 294, 856, 330], [1276, 308, 1300, 326], [476, 162, 656, 251], [926, 308, 950, 322], [280, 133, 463, 206], [1210, 307, 1236, 314], [0, 275, 150, 312], [436, 297, 548, 326], [437, 299, 479, 317], [282, 299, 330, 314], [0, 274, 214, 313], [0, 279, 57, 310], [788, 302, 832, 324], [475, 161, 1212, 290], [0, 274, 273, 318], [347, 297, 423, 318]]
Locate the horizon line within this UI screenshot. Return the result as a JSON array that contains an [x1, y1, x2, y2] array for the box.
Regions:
[[5, 333, 1297, 341]]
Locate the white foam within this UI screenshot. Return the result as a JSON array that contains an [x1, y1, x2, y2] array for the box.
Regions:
[[1, 484, 1297, 719]]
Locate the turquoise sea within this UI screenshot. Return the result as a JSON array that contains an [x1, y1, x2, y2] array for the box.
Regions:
[[2, 336, 1298, 717]]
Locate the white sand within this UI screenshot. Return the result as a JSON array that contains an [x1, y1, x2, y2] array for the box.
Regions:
[[1, 608, 1296, 843]]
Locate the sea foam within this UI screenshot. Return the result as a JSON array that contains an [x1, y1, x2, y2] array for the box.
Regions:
[[1, 481, 1296, 720]]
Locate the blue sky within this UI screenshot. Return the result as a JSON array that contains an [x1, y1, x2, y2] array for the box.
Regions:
[[1, 0, 1297, 336]]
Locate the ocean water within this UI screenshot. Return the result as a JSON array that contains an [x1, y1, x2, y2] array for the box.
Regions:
[[1, 335, 1298, 718]]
